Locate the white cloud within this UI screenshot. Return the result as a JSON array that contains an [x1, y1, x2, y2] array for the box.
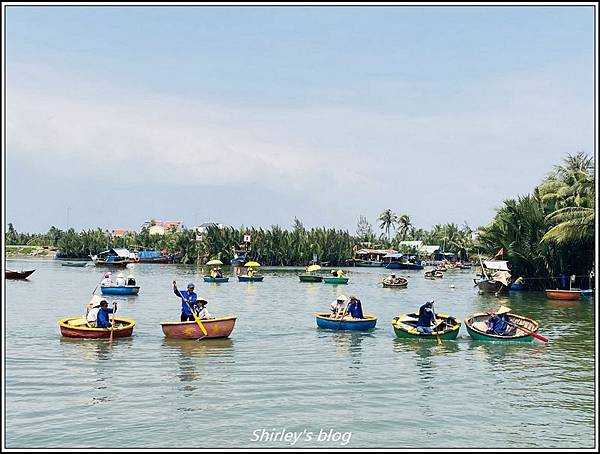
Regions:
[[5, 56, 594, 229]]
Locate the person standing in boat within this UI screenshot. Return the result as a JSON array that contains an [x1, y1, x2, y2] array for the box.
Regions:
[[345, 296, 364, 319], [96, 300, 117, 329], [195, 299, 212, 320], [486, 306, 511, 336], [329, 294, 348, 318], [173, 281, 198, 322], [101, 272, 113, 286], [416, 301, 437, 333]]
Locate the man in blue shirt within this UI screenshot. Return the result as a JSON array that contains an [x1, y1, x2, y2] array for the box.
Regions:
[[345, 296, 364, 319], [173, 280, 198, 322], [486, 306, 512, 336], [96, 300, 117, 329], [416, 301, 437, 333]]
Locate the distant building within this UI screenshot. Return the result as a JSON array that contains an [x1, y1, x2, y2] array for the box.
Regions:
[[140, 220, 184, 235], [111, 229, 134, 237]]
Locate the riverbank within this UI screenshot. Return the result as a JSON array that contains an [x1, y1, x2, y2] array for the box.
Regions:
[[5, 245, 57, 259]]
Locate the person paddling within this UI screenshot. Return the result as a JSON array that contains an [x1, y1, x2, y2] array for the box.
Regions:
[[486, 306, 512, 336], [345, 296, 364, 319], [173, 280, 198, 322], [96, 300, 117, 329]]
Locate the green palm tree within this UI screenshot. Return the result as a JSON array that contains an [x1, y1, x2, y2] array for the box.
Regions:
[[378, 209, 397, 243]]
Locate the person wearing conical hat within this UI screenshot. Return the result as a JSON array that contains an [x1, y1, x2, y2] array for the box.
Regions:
[[486, 306, 512, 336], [86, 295, 107, 327], [329, 294, 348, 319], [115, 273, 126, 286], [101, 272, 113, 286]]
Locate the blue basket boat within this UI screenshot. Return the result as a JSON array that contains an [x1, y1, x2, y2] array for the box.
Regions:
[[315, 312, 377, 331], [100, 285, 140, 295]]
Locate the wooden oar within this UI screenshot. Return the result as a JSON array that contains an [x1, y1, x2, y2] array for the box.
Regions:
[[432, 314, 443, 345], [184, 299, 208, 337], [109, 303, 117, 344], [506, 320, 549, 343]]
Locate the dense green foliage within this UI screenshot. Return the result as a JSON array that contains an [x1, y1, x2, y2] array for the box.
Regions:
[[476, 152, 595, 289], [6, 153, 593, 277]]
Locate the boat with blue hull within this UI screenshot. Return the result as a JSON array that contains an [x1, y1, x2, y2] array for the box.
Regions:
[[100, 285, 140, 295], [238, 275, 264, 282], [203, 276, 229, 283], [315, 312, 377, 331]]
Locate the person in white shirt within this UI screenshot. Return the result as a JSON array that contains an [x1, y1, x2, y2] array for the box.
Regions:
[[195, 299, 212, 320], [329, 294, 348, 319], [101, 272, 113, 286], [115, 273, 126, 286], [85, 295, 106, 327]]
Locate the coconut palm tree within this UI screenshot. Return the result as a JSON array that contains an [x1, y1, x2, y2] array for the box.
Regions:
[[378, 209, 397, 243], [395, 214, 412, 241]]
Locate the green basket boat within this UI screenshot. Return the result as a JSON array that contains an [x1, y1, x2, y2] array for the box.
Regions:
[[464, 312, 539, 342], [392, 313, 461, 340], [323, 276, 349, 284], [299, 274, 323, 282]]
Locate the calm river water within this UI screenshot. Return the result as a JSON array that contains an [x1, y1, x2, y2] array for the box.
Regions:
[[4, 259, 596, 449]]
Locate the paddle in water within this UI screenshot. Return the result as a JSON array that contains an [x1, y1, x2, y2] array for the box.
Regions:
[[109, 302, 117, 344], [506, 320, 549, 343]]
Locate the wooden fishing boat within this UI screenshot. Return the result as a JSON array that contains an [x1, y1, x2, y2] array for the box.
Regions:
[[203, 276, 230, 283], [392, 313, 461, 340], [381, 276, 408, 288], [238, 275, 264, 282], [315, 312, 377, 331], [5, 269, 36, 279], [161, 316, 237, 339], [464, 312, 539, 342], [299, 274, 323, 282], [545, 289, 581, 300], [61, 261, 88, 267], [323, 276, 349, 284], [474, 278, 505, 293], [58, 316, 135, 339], [100, 285, 140, 295]]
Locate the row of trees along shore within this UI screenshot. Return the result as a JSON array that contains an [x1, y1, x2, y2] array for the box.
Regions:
[[5, 218, 472, 267], [5, 153, 595, 289]]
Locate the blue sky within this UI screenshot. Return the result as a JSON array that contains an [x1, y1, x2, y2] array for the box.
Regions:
[[5, 5, 595, 233]]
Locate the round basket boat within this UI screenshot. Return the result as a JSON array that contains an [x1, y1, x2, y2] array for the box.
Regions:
[[392, 313, 461, 340], [58, 316, 135, 339], [238, 275, 264, 282], [382, 277, 408, 288], [203, 276, 230, 283], [323, 277, 349, 285], [545, 289, 581, 300], [161, 316, 237, 339], [100, 285, 140, 295], [315, 312, 377, 331], [464, 312, 539, 342], [299, 274, 323, 282]]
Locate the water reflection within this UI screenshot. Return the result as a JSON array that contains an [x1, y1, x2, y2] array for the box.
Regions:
[[59, 336, 133, 361], [321, 331, 373, 368], [161, 338, 235, 393]]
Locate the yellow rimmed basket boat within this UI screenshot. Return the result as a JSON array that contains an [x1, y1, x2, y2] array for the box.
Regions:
[[58, 316, 135, 339], [392, 313, 461, 340]]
